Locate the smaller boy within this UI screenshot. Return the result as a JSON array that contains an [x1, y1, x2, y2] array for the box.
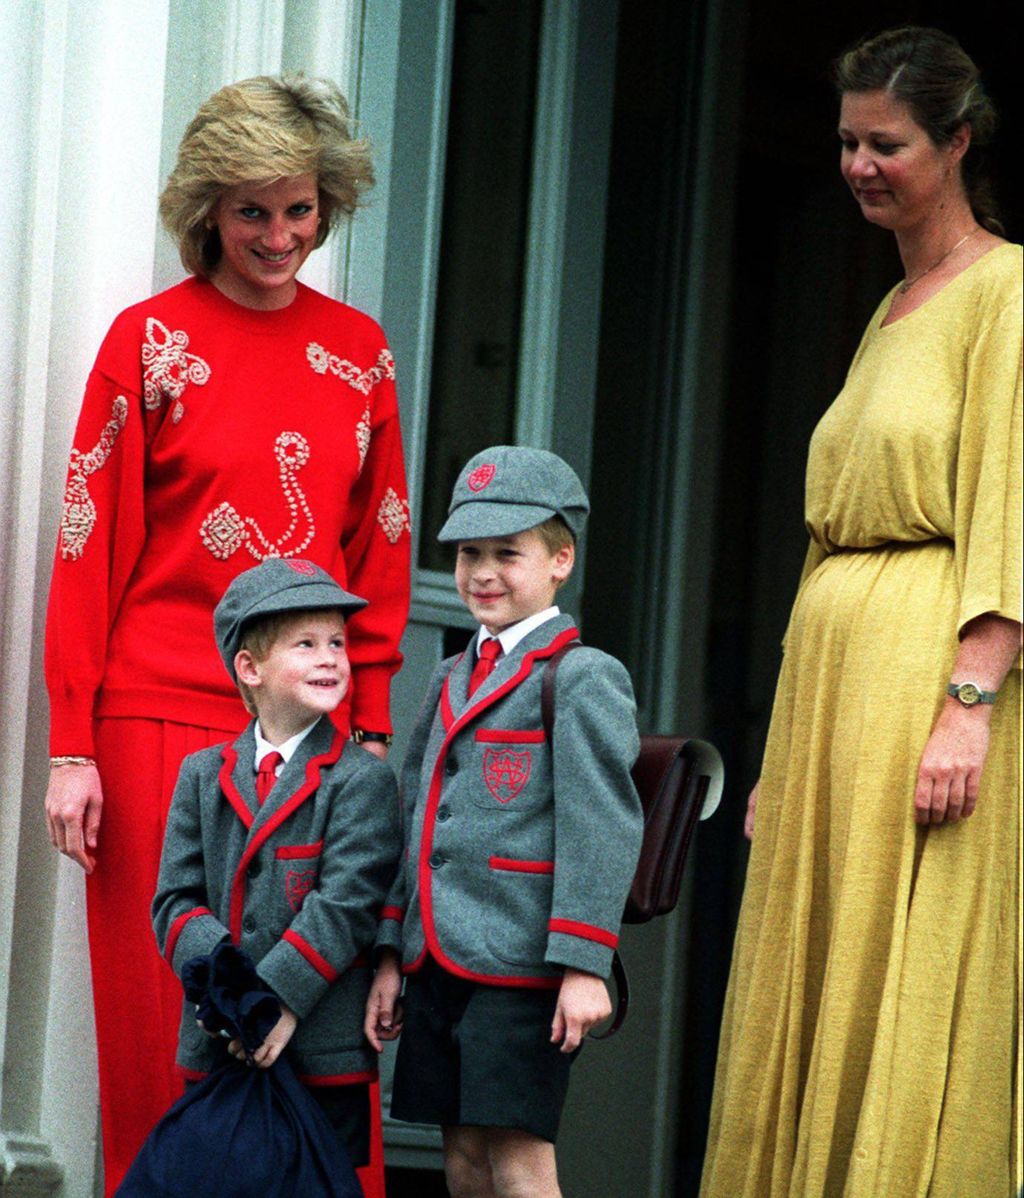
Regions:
[[366, 447, 644, 1198], [152, 558, 401, 1168]]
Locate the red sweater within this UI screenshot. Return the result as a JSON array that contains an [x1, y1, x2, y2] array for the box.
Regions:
[[46, 278, 410, 755]]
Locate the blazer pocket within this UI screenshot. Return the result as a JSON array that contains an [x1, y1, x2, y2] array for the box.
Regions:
[[274, 842, 323, 913], [485, 856, 553, 966], [473, 729, 547, 810]]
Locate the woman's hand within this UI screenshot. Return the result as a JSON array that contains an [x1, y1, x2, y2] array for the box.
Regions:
[[914, 699, 991, 825], [45, 763, 104, 873], [744, 781, 760, 841], [359, 740, 389, 761]]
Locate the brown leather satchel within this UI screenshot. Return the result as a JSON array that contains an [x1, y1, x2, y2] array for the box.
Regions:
[[541, 643, 723, 1036]]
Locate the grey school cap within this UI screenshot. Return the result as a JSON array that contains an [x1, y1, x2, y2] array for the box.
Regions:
[[213, 558, 367, 681], [437, 445, 590, 543]]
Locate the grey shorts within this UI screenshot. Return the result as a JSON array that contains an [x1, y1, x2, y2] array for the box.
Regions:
[[389, 959, 578, 1143]]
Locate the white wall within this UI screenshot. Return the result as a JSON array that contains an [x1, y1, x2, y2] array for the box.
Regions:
[[0, 4, 383, 1192]]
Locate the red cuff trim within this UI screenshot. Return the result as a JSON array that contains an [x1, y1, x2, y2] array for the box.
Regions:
[[165, 907, 212, 964], [489, 856, 554, 875], [300, 1070, 378, 1086], [275, 841, 324, 859], [548, 918, 618, 950], [474, 728, 546, 743], [283, 928, 339, 982], [380, 905, 405, 923]]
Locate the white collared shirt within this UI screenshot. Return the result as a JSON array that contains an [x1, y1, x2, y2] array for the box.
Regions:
[[253, 719, 319, 776], [475, 606, 561, 659]]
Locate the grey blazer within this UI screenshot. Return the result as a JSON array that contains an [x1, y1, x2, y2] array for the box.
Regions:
[[153, 716, 401, 1083], [378, 614, 643, 985]]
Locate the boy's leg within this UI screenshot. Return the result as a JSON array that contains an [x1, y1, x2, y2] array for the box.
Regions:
[[442, 1126, 497, 1198], [487, 1128, 561, 1198]]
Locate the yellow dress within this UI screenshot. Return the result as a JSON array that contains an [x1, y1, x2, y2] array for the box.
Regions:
[[700, 243, 1022, 1198]]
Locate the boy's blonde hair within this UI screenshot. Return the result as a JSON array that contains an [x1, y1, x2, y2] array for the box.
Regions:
[[235, 606, 343, 716], [532, 515, 575, 555]]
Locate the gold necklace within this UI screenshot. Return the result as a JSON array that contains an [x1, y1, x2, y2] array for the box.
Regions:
[[899, 227, 980, 293]]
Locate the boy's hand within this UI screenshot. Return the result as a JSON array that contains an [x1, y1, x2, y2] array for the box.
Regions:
[[551, 968, 612, 1053], [364, 950, 404, 1052], [228, 1004, 298, 1069]]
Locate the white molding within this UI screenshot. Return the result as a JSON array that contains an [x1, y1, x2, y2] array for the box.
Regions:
[[222, 0, 285, 78], [0, 1133, 63, 1197]]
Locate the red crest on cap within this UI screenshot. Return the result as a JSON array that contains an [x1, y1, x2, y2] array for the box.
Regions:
[[467, 464, 496, 492], [286, 560, 317, 575]]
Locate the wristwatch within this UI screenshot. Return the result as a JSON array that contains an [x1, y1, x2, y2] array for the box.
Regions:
[[946, 681, 997, 707], [351, 729, 394, 746]]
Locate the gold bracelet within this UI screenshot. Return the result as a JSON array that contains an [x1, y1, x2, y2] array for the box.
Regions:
[[50, 755, 97, 768]]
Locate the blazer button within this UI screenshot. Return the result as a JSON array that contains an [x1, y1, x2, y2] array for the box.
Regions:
[[437, 806, 452, 822], [243, 915, 257, 934], [445, 758, 459, 776], [428, 852, 447, 869], [247, 858, 262, 878]]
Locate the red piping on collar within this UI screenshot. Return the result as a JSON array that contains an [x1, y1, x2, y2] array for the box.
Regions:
[[227, 730, 345, 942]]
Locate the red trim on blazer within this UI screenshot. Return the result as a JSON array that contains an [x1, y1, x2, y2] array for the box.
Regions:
[[165, 906, 213, 963], [440, 656, 462, 732], [380, 905, 405, 923], [403, 947, 561, 989], [219, 746, 253, 828], [226, 730, 345, 942], [548, 918, 618, 949], [474, 728, 546, 743], [489, 856, 555, 874], [419, 625, 580, 987], [275, 841, 324, 859], [283, 928, 339, 982], [181, 1066, 378, 1085], [301, 1070, 378, 1086]]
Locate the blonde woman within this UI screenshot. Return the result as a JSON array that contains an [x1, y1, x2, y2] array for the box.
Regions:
[[702, 27, 1021, 1198], [44, 75, 409, 1195]]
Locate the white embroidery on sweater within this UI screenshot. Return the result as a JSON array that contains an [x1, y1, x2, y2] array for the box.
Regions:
[[141, 318, 211, 418], [356, 405, 371, 471], [305, 343, 395, 395], [377, 487, 410, 544], [60, 397, 129, 560], [305, 344, 393, 476], [199, 432, 316, 562]]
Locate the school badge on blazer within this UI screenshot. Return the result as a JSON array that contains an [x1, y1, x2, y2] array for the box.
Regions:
[[483, 748, 532, 803], [285, 868, 317, 911]]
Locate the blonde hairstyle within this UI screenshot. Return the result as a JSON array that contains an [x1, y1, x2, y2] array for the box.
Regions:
[[533, 515, 575, 554], [159, 73, 374, 277], [235, 606, 344, 715]]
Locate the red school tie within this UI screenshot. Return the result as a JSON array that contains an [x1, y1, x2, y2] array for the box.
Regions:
[[256, 751, 283, 805], [468, 638, 501, 697]]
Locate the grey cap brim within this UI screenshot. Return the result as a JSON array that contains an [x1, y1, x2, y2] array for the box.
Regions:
[[217, 582, 367, 680], [437, 501, 558, 543]]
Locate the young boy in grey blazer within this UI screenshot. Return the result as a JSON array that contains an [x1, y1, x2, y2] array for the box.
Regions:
[[365, 446, 644, 1198], [152, 558, 402, 1167]]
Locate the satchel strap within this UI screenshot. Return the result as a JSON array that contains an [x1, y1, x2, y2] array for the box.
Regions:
[[540, 641, 581, 742], [541, 640, 629, 1040]]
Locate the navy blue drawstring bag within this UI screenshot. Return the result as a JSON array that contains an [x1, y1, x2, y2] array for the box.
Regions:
[[116, 943, 361, 1197]]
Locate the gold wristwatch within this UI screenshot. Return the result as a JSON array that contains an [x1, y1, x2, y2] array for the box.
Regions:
[[351, 729, 394, 746], [946, 681, 997, 707]]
